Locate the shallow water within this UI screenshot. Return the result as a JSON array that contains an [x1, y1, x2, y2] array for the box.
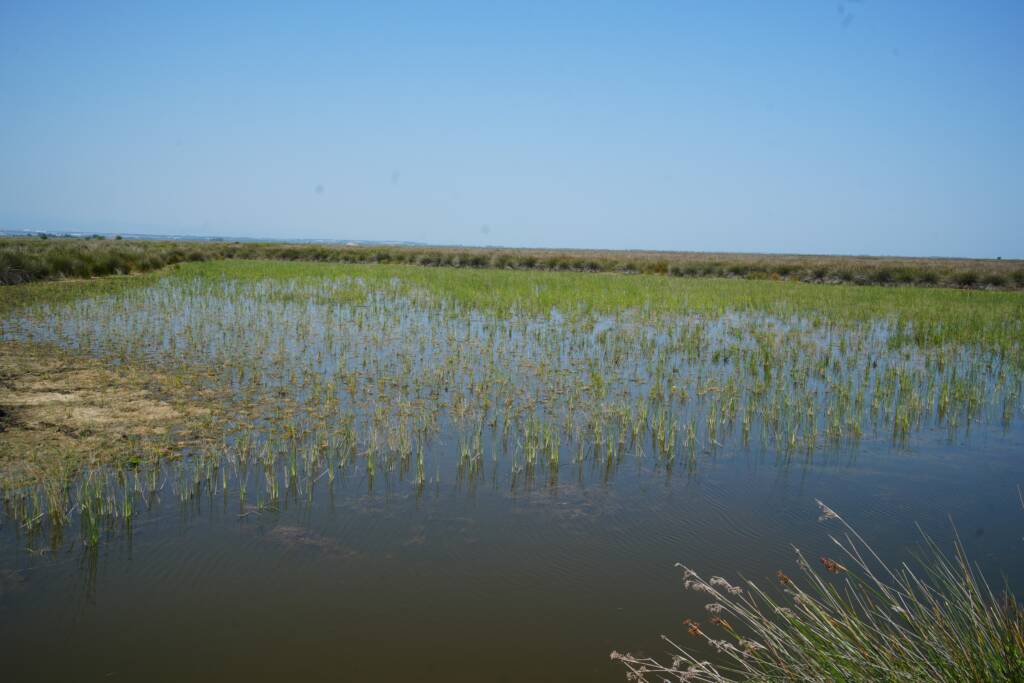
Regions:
[[1, 270, 1022, 681]]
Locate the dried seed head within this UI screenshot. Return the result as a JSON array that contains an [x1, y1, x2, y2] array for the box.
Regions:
[[816, 499, 840, 522], [710, 576, 743, 595], [820, 556, 847, 574], [709, 639, 737, 654], [738, 638, 765, 659]]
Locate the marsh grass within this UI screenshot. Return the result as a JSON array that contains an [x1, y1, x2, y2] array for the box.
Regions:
[[3, 236, 1023, 291], [0, 237, 220, 284], [1, 260, 1022, 551], [612, 499, 1024, 682]]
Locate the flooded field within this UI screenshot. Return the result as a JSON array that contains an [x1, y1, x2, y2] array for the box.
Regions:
[[2, 261, 1022, 681]]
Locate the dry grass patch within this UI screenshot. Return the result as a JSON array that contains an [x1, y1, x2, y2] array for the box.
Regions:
[[0, 340, 212, 483]]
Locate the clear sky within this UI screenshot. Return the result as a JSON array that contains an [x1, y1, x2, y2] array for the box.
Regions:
[[1, 2, 1021, 257]]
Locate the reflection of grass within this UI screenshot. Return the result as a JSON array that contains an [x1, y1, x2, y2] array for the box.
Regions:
[[1, 259, 1022, 551], [613, 500, 1024, 682], [3, 236, 1023, 290]]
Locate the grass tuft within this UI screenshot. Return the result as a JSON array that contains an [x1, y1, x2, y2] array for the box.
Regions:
[[614, 500, 1024, 682]]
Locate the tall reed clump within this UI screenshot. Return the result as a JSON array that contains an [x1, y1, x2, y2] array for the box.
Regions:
[[612, 499, 1024, 682], [0, 237, 225, 284]]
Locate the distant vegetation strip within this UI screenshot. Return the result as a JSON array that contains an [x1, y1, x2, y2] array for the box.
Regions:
[[2, 235, 1022, 289]]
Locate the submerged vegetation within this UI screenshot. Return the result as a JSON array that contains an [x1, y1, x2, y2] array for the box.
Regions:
[[3, 235, 1023, 290], [613, 499, 1024, 682]]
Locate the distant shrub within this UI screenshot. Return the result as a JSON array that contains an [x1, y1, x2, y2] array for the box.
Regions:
[[49, 252, 76, 277], [3, 238, 1018, 292], [893, 268, 916, 284], [954, 271, 979, 287], [649, 260, 669, 274]]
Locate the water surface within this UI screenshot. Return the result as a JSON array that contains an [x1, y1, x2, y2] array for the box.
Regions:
[[2, 268, 1022, 681]]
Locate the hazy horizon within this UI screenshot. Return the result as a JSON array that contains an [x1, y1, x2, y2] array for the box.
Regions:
[[2, 2, 1021, 259], [4, 225, 1021, 263]]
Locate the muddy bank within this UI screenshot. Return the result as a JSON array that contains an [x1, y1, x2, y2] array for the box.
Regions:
[[0, 341, 212, 484]]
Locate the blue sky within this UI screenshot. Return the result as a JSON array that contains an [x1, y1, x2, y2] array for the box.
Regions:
[[1, 1, 1021, 257]]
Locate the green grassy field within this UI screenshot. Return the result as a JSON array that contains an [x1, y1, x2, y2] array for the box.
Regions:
[[6, 258, 1023, 361]]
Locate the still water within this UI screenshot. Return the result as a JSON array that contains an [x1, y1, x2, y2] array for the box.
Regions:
[[1, 272, 1022, 681]]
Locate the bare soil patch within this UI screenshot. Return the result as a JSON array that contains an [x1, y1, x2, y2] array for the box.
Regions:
[[0, 340, 212, 483]]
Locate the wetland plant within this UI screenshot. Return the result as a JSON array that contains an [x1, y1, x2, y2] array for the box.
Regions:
[[1, 260, 1022, 548], [613, 500, 1024, 682]]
